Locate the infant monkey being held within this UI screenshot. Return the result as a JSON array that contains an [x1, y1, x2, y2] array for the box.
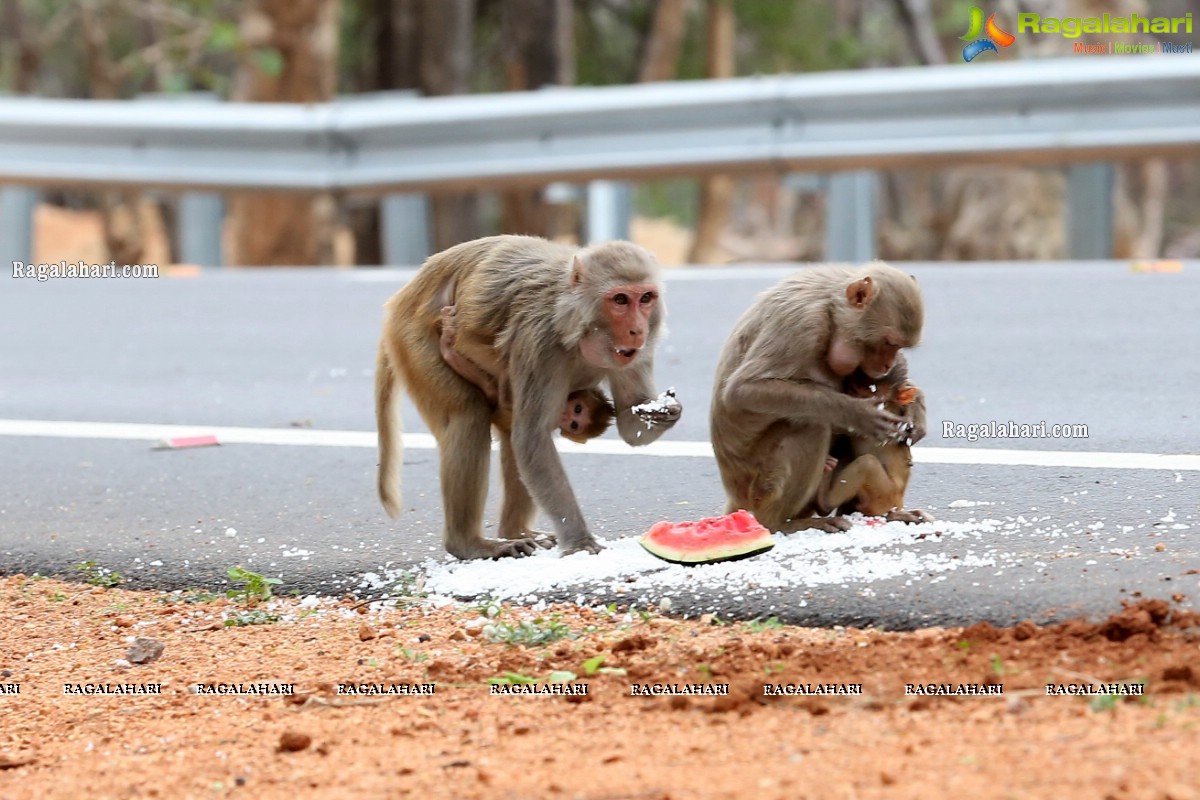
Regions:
[[816, 373, 934, 524], [438, 303, 615, 444]]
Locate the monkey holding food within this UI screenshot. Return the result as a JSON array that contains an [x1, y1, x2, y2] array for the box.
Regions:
[[710, 262, 927, 533], [815, 371, 933, 523], [376, 235, 681, 560]]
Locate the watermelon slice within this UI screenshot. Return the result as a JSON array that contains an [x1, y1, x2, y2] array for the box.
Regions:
[[639, 510, 775, 565]]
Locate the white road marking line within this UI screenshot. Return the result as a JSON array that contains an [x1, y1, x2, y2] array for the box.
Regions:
[[1, 418, 1197, 471]]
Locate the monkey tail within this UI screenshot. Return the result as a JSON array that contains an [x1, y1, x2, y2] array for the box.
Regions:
[[375, 344, 404, 519]]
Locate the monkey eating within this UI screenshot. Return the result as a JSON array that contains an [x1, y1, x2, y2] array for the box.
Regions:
[[710, 262, 925, 533], [376, 235, 682, 560], [815, 372, 933, 523], [438, 300, 615, 444]]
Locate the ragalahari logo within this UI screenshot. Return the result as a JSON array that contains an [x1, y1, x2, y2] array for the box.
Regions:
[[961, 7, 1015, 61]]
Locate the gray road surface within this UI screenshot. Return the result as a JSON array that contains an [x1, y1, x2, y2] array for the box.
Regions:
[[1, 261, 1197, 629]]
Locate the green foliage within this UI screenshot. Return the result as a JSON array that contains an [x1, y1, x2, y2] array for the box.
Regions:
[[375, 571, 428, 605], [223, 609, 281, 627], [473, 598, 503, 618], [989, 655, 1006, 677], [398, 647, 428, 663], [2, 0, 244, 97], [745, 616, 783, 633], [487, 671, 537, 686], [225, 566, 281, 606], [73, 561, 123, 588], [251, 48, 285, 78], [484, 616, 573, 647], [581, 653, 626, 678]]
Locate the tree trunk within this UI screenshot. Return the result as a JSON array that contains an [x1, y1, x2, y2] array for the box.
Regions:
[[688, 0, 735, 264], [421, 0, 481, 251], [228, 0, 340, 266], [378, 0, 421, 91], [3, 0, 40, 93], [892, 0, 946, 65], [638, 0, 687, 83], [500, 0, 573, 237], [77, 0, 149, 266]]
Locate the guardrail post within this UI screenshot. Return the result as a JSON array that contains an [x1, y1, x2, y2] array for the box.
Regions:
[[1, 185, 39, 268], [585, 180, 632, 243], [1065, 162, 1114, 259], [381, 193, 432, 267], [825, 170, 877, 262], [178, 192, 224, 267]]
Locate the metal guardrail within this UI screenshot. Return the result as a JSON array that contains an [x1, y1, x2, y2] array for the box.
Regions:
[[2, 57, 1199, 263], [2, 58, 1198, 192]]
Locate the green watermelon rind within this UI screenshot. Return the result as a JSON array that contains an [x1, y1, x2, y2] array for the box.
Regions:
[[638, 536, 775, 565], [638, 511, 776, 566]]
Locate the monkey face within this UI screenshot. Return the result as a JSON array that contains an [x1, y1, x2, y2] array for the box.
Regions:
[[560, 399, 590, 434], [578, 283, 659, 369], [860, 342, 901, 379], [604, 283, 658, 360]]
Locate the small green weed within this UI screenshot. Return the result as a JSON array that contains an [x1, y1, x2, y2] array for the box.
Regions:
[[484, 616, 573, 647], [225, 566, 281, 606], [73, 561, 123, 588], [581, 654, 626, 677], [223, 609, 281, 627], [745, 616, 783, 633]]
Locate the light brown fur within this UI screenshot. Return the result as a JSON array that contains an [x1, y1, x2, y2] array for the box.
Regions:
[[438, 302, 614, 444], [376, 235, 680, 560], [816, 374, 933, 523], [710, 262, 925, 533]]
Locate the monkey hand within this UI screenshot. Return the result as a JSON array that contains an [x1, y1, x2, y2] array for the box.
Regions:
[[899, 387, 927, 444], [631, 388, 682, 427], [848, 398, 906, 444]]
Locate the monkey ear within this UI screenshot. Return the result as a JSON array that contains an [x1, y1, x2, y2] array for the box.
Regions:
[[570, 255, 587, 289], [895, 386, 919, 406], [846, 276, 876, 309]]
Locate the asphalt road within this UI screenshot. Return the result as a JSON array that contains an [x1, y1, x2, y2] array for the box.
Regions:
[[2, 261, 1197, 629]]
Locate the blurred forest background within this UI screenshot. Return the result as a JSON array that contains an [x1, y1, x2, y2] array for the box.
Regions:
[[2, 0, 1197, 266]]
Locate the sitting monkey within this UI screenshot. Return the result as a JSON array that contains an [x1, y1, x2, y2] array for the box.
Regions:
[[439, 303, 615, 444], [816, 372, 933, 523]]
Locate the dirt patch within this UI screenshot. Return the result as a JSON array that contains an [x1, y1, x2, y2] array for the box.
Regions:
[[1, 575, 1199, 800]]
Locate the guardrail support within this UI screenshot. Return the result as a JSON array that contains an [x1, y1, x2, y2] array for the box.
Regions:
[[1066, 162, 1114, 260], [826, 170, 876, 262], [1, 185, 39, 267], [381, 193, 432, 267], [178, 192, 224, 267], [586, 181, 632, 243]]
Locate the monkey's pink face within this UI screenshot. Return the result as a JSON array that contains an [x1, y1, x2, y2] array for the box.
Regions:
[[595, 283, 658, 367]]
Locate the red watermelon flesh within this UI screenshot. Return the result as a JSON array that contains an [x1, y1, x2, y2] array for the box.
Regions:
[[639, 510, 775, 565]]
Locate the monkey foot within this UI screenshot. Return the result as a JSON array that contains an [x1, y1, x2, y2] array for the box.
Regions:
[[559, 536, 604, 556], [780, 516, 852, 534], [886, 508, 936, 524], [449, 538, 541, 560]]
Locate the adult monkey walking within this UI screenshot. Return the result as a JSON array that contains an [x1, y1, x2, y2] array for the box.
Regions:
[[710, 262, 926, 533], [376, 235, 682, 560]]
